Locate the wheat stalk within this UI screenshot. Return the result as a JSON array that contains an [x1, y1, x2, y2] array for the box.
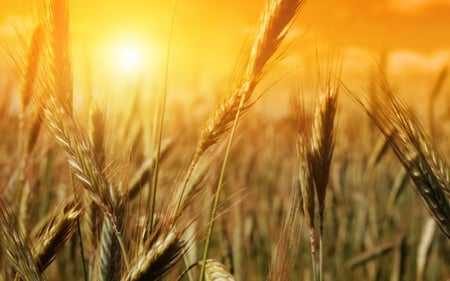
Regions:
[[176, 0, 304, 214], [352, 74, 450, 238], [193, 2, 305, 279], [122, 228, 184, 281], [0, 197, 43, 281], [32, 198, 82, 272], [96, 195, 125, 281], [292, 92, 318, 277]]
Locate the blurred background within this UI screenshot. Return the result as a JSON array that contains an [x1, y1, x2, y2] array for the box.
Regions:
[[1, 0, 449, 113]]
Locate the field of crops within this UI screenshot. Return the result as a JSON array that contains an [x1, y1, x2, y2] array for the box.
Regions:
[[0, 0, 449, 280]]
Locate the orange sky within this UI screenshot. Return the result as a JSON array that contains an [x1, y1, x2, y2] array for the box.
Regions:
[[0, 0, 449, 100], [1, 0, 449, 49]]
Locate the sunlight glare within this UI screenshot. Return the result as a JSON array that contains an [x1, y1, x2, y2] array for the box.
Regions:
[[114, 43, 144, 75]]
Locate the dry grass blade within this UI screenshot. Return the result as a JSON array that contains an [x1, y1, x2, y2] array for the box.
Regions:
[[346, 238, 399, 269], [0, 197, 43, 281], [204, 259, 236, 281], [353, 75, 450, 238], [32, 198, 82, 272]]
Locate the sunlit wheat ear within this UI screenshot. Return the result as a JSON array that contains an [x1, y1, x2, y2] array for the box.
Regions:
[[196, 0, 304, 155], [122, 227, 185, 281], [204, 259, 236, 281], [40, 95, 115, 224], [178, 0, 305, 214], [32, 198, 82, 272], [354, 76, 450, 238], [0, 198, 43, 281]]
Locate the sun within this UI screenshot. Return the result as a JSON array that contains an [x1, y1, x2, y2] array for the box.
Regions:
[[91, 34, 161, 82], [113, 43, 144, 75]]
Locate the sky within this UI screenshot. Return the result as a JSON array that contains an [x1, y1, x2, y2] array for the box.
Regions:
[[0, 0, 449, 102]]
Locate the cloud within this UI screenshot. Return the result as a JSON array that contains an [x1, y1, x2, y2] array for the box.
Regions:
[[389, 0, 450, 11], [389, 49, 449, 74]]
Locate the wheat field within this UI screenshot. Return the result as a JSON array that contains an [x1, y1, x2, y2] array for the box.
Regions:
[[0, 0, 449, 280]]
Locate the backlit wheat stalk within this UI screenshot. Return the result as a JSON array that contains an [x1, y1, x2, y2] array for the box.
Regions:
[[177, 0, 305, 213], [292, 75, 339, 280], [354, 75, 450, 238], [196, 1, 306, 280]]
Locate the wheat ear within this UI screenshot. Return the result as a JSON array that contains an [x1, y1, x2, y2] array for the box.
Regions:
[[0, 197, 43, 281], [204, 259, 236, 281], [32, 198, 82, 272], [122, 227, 184, 281], [176, 0, 305, 214], [352, 75, 450, 238], [96, 195, 125, 281], [292, 92, 318, 277], [310, 78, 339, 281], [198, 2, 305, 279]]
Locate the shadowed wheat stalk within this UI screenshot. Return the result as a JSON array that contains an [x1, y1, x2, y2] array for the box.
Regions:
[[292, 91, 318, 278], [352, 74, 450, 239], [292, 70, 339, 280]]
